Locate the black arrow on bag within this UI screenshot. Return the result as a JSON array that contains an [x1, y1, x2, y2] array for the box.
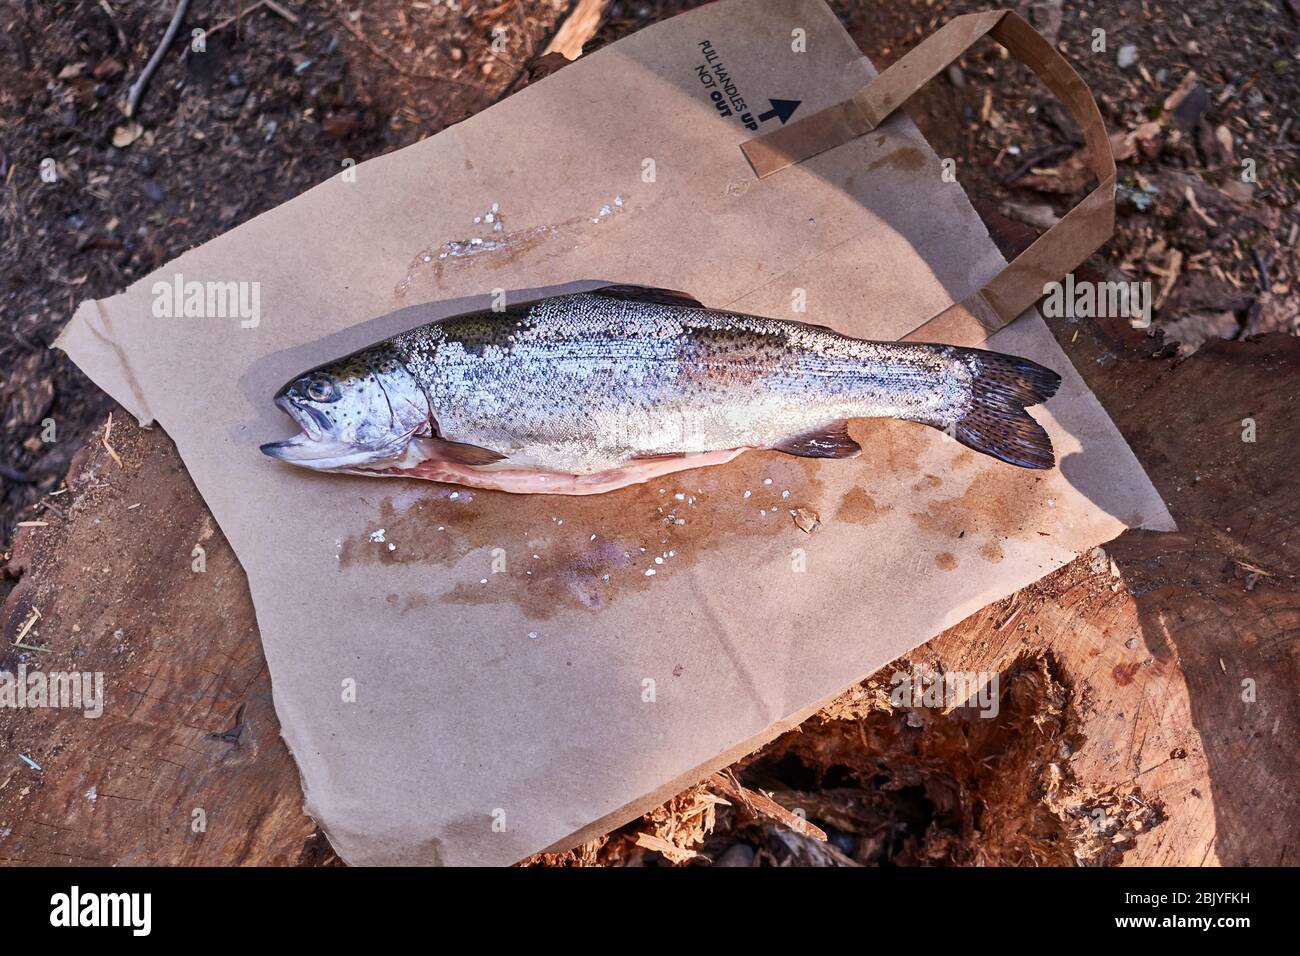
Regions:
[[757, 98, 802, 124]]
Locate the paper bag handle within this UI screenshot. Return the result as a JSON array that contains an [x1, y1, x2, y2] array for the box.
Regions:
[[740, 10, 1116, 345]]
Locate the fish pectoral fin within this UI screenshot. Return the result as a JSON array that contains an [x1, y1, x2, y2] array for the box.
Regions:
[[592, 284, 705, 309], [413, 436, 507, 467], [772, 422, 862, 459]]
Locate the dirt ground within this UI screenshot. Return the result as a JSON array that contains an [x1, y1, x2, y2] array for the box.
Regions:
[[1, 0, 1297, 865]]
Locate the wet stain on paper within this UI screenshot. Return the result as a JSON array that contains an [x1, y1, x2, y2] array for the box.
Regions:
[[339, 418, 1044, 620], [909, 464, 1045, 539], [911, 473, 942, 493], [394, 196, 629, 300], [340, 452, 824, 621], [868, 146, 927, 172], [835, 487, 891, 525], [853, 418, 924, 474]]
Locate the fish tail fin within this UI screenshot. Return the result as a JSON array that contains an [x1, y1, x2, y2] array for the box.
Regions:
[[939, 349, 1062, 469]]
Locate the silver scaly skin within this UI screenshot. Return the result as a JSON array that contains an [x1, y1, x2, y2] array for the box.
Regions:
[[261, 286, 1061, 494]]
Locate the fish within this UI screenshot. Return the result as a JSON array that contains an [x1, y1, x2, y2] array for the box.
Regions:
[[260, 285, 1062, 495]]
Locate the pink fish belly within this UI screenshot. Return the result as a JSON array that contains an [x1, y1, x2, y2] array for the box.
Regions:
[[357, 448, 751, 495]]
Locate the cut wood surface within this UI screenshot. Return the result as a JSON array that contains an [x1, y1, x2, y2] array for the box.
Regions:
[[0, 423, 327, 864], [2, 212, 1295, 866]]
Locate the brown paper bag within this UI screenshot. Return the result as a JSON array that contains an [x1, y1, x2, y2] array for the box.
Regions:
[[58, 0, 1173, 865]]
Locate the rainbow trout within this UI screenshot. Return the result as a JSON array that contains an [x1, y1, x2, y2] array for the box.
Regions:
[[261, 285, 1061, 494]]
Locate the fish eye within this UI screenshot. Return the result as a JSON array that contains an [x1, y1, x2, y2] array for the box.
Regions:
[[306, 379, 337, 402]]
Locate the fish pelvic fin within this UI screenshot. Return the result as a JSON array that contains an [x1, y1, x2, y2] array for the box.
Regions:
[[772, 421, 862, 459], [944, 349, 1062, 470]]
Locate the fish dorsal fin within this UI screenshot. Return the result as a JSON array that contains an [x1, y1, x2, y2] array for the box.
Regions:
[[772, 422, 862, 459], [591, 284, 705, 309]]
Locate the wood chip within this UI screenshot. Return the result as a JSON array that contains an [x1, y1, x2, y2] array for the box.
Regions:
[[1183, 185, 1219, 228], [996, 602, 1024, 631], [262, 0, 300, 24], [792, 507, 820, 533], [14, 606, 41, 645], [543, 0, 610, 59], [1163, 71, 1200, 113], [633, 831, 698, 863], [710, 771, 828, 842], [102, 412, 123, 468], [111, 123, 143, 148]]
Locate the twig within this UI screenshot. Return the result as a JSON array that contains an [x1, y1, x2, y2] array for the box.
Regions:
[[14, 607, 41, 645], [125, 0, 191, 118], [203, 0, 267, 39], [262, 0, 300, 24], [710, 771, 828, 841], [1001, 142, 1077, 186], [102, 412, 123, 468], [1251, 248, 1271, 292], [37, 498, 67, 521], [1235, 559, 1274, 578], [97, 0, 130, 53], [203, 0, 299, 39]]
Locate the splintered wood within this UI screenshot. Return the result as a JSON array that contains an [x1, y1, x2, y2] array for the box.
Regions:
[[543, 0, 611, 59]]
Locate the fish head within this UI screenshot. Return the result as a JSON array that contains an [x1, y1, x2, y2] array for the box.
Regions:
[[260, 349, 430, 471]]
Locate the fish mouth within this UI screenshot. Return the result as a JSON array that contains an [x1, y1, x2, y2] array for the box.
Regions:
[[261, 396, 406, 471], [280, 395, 331, 441], [259, 434, 384, 470]]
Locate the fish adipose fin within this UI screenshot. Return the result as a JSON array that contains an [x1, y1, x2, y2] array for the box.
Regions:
[[772, 421, 862, 459], [592, 285, 705, 309], [946, 351, 1062, 470]]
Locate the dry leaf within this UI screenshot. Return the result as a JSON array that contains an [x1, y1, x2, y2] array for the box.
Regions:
[[112, 123, 144, 148]]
